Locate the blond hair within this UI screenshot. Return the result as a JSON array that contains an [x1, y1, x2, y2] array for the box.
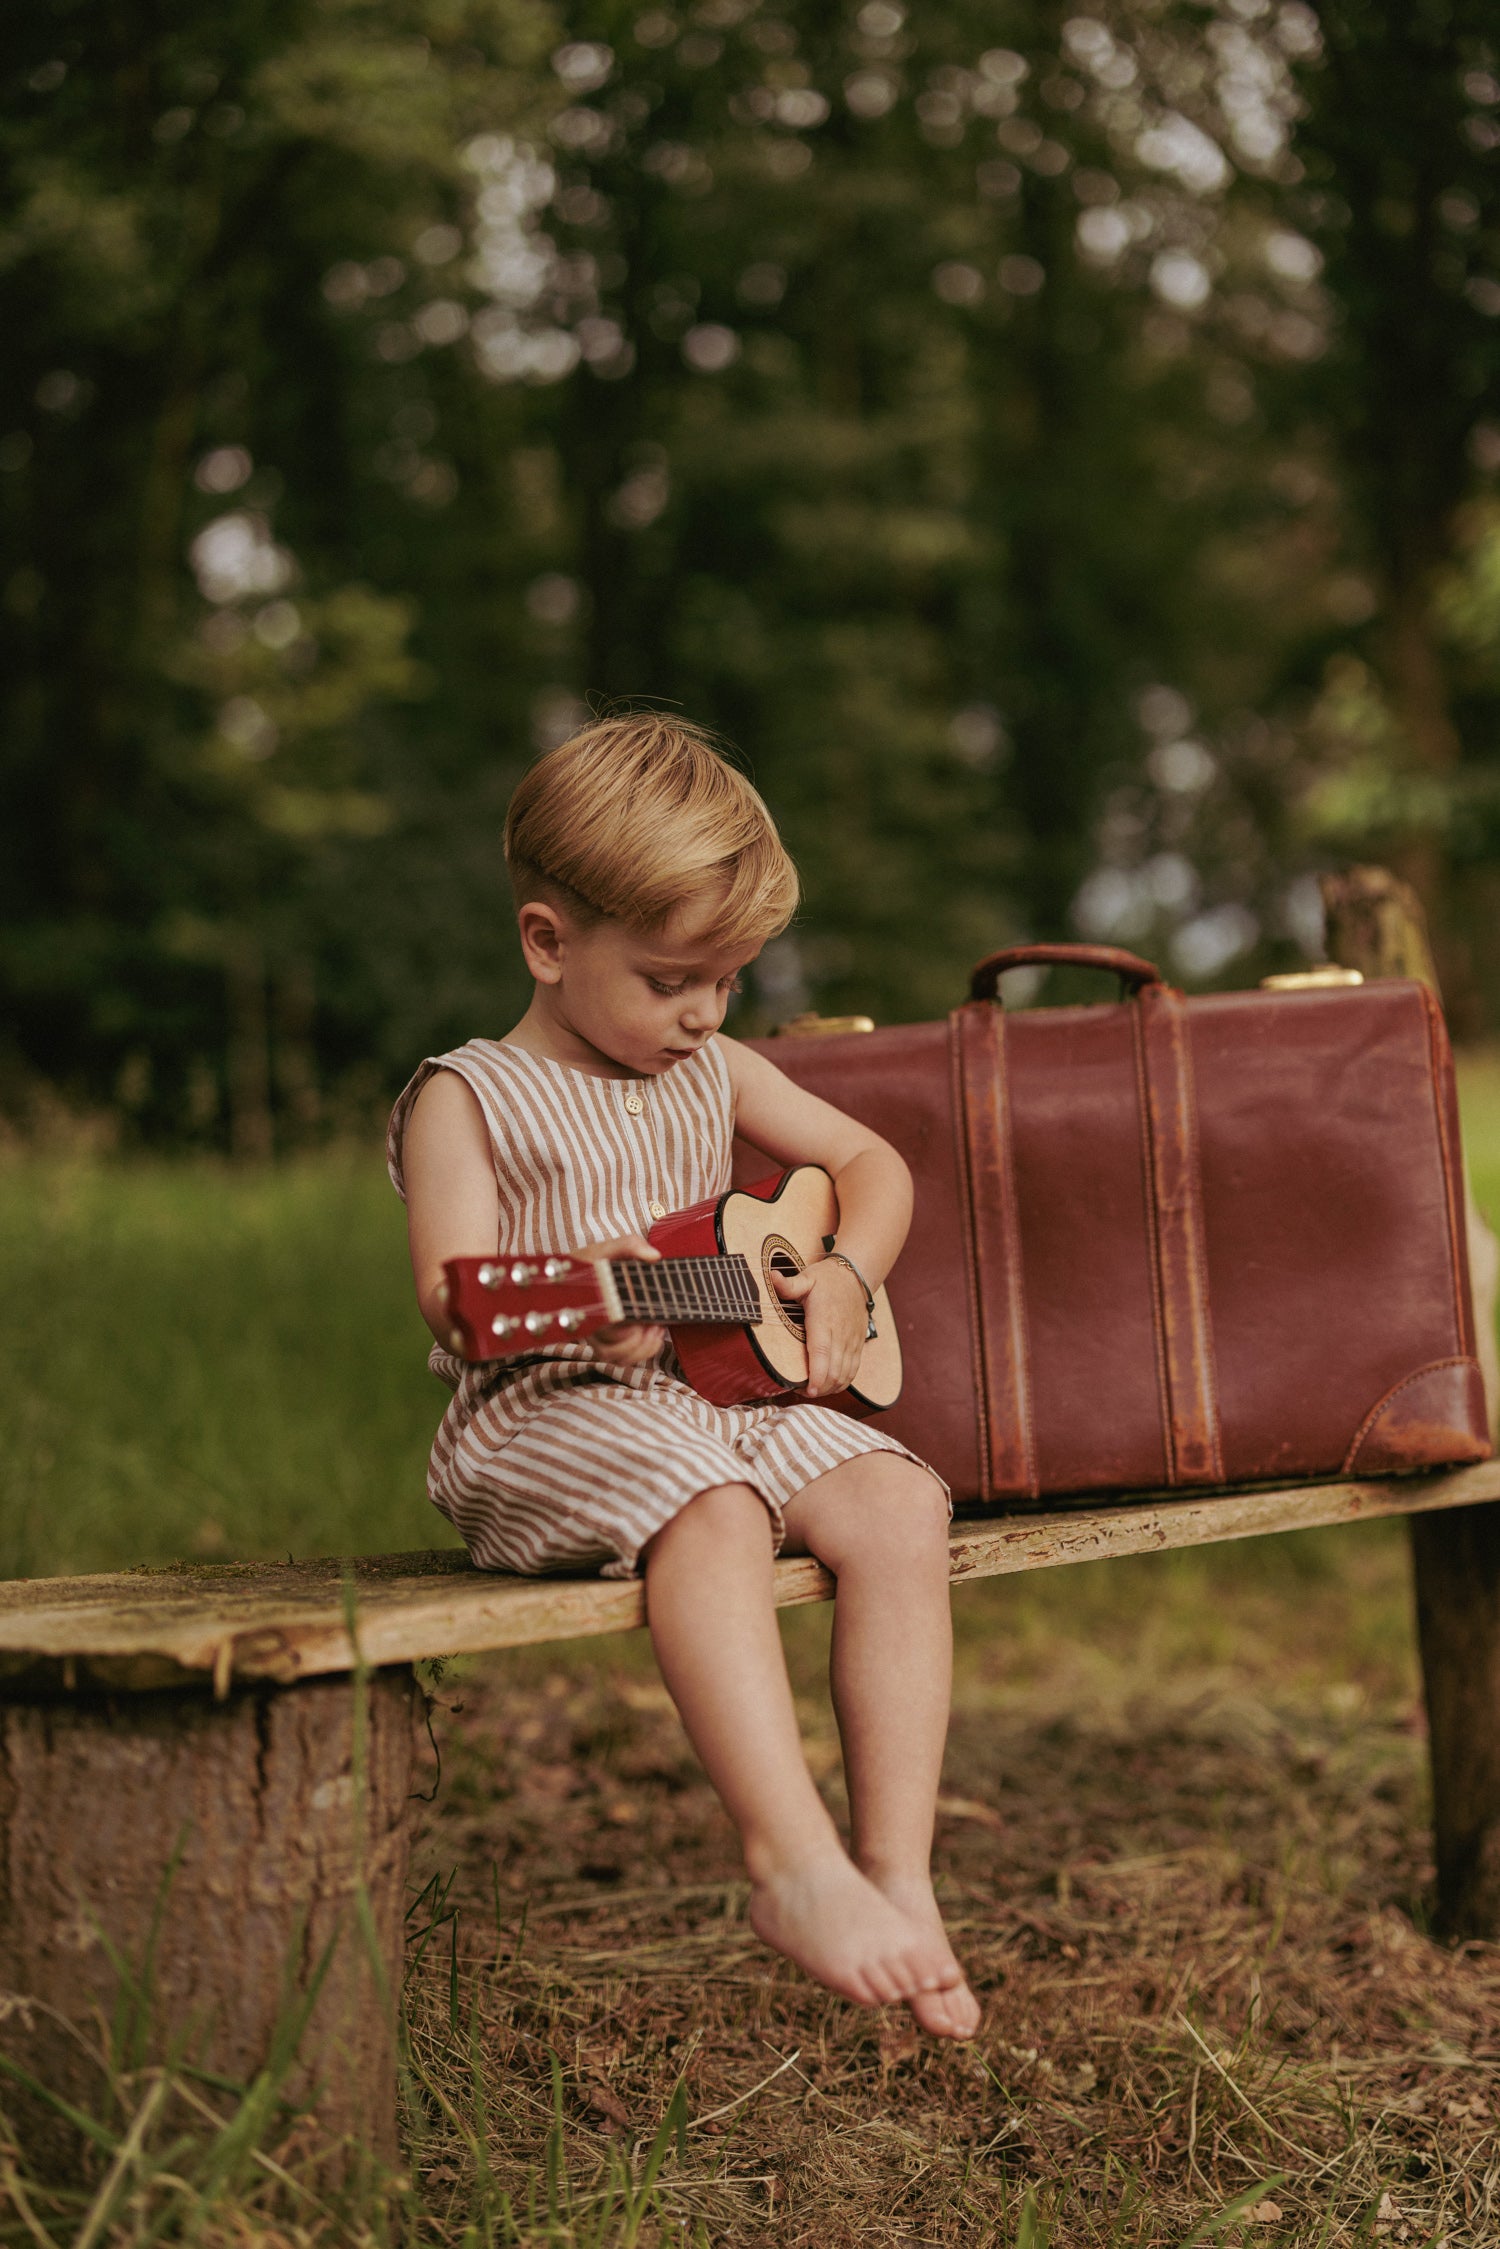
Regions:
[[505, 715, 799, 949]]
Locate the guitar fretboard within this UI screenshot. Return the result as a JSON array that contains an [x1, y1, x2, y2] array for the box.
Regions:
[[611, 1253, 762, 1326]]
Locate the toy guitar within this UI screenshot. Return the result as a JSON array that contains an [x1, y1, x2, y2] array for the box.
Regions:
[[438, 1165, 902, 1415]]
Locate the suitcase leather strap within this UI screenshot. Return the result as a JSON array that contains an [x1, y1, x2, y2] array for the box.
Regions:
[[954, 984, 1224, 1496], [1133, 984, 1225, 1484], [952, 1003, 1038, 1499]]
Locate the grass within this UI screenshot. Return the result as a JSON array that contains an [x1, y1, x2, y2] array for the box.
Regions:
[[4, 1051, 1500, 2239], [0, 1151, 453, 1580], [1458, 1043, 1500, 1206]]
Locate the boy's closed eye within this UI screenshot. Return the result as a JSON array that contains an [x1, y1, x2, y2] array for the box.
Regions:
[[647, 973, 744, 998]]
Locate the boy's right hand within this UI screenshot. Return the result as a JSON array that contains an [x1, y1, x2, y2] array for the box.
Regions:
[[573, 1233, 668, 1363]]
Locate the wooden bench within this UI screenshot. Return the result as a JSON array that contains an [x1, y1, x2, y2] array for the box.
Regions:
[[6, 1465, 1500, 2169]]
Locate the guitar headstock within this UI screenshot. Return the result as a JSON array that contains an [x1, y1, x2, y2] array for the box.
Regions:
[[439, 1254, 612, 1362]]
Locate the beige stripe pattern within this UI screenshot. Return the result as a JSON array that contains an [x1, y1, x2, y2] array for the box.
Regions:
[[387, 1037, 941, 1576]]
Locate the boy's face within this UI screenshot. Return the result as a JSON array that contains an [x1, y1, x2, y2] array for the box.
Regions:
[[520, 893, 756, 1077]]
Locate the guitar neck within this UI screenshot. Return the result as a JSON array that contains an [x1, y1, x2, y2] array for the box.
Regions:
[[607, 1252, 762, 1327]]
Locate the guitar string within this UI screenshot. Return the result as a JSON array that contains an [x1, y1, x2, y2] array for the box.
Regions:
[[612, 1254, 758, 1323]]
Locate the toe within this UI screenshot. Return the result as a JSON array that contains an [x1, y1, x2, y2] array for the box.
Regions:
[[906, 1987, 956, 2036], [910, 1945, 962, 1995], [908, 1980, 980, 2041], [866, 1961, 907, 2005], [946, 1982, 982, 2037], [891, 1947, 936, 1995]]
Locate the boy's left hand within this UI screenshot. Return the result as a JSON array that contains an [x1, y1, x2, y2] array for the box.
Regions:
[[774, 1257, 869, 1398], [570, 1232, 669, 1364]]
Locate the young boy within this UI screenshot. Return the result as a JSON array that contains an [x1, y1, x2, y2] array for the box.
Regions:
[[390, 716, 978, 2038]]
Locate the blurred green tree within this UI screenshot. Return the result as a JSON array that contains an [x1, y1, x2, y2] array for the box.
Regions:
[[526, 0, 1352, 1014], [1280, 0, 1500, 1028], [0, 0, 558, 1148], [4, 0, 1499, 1144]]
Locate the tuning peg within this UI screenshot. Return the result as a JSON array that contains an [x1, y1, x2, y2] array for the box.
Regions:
[[446, 1328, 465, 1353], [557, 1308, 588, 1333], [477, 1263, 500, 1289], [543, 1257, 570, 1279], [510, 1260, 537, 1285], [523, 1309, 552, 1335], [490, 1313, 520, 1340]]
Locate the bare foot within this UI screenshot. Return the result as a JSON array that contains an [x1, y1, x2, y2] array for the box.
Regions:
[[863, 1869, 981, 2041], [748, 1853, 960, 2010]]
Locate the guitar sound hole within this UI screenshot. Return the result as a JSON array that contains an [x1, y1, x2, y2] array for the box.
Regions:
[[769, 1249, 805, 1329]]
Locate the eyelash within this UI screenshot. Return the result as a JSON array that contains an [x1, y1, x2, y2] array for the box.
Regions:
[[648, 975, 743, 998]]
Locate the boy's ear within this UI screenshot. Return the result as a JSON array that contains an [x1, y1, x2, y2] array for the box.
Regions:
[[517, 900, 568, 984]]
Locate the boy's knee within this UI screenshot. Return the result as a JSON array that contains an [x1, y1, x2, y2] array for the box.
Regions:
[[863, 1455, 947, 1513], [807, 1457, 950, 1571], [643, 1480, 769, 1566], [689, 1479, 768, 1526], [875, 1466, 951, 1553]]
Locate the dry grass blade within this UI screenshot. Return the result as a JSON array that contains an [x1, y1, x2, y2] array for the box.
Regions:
[[71, 2070, 171, 2249], [688, 2047, 800, 2130], [1177, 2016, 1321, 2163], [0, 2149, 61, 2249], [1174, 2172, 1290, 2245]]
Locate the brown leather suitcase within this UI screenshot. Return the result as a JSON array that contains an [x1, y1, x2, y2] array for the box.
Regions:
[[742, 943, 1491, 1506]]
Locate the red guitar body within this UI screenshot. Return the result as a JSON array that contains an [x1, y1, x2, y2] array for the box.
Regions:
[[648, 1169, 896, 1415]]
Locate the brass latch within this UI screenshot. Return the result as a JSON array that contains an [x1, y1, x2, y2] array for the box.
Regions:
[[771, 1012, 877, 1038], [1259, 967, 1364, 991]]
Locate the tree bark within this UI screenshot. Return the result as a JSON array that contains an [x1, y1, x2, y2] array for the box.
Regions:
[[1379, 577, 1480, 1032], [0, 1667, 416, 2178], [1324, 864, 1500, 1936], [1385, 573, 1463, 776]]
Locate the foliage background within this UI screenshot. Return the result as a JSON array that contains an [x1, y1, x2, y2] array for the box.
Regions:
[[3, 0, 1499, 1152]]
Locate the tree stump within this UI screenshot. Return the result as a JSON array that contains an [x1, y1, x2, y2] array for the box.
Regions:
[[1324, 864, 1500, 1937], [0, 1667, 416, 2178]]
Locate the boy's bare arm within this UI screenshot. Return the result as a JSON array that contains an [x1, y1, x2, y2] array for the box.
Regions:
[[403, 1069, 665, 1359], [721, 1038, 914, 1396], [403, 1072, 505, 1344]]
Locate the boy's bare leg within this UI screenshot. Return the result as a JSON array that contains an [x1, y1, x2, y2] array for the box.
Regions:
[[780, 1455, 981, 2040], [643, 1482, 962, 2015]]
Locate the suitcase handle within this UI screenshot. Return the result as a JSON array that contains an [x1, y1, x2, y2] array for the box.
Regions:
[[968, 943, 1165, 1003]]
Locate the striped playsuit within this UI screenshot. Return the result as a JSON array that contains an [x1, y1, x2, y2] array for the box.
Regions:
[[387, 1036, 943, 1577]]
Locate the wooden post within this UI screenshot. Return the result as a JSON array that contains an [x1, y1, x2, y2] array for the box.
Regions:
[[1323, 864, 1500, 1936], [0, 1667, 416, 2178], [1405, 1510, 1500, 1936]]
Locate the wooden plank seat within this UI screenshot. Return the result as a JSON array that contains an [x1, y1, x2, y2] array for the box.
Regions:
[[3, 1462, 1500, 1693]]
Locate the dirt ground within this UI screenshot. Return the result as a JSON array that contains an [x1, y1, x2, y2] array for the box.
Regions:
[[401, 1524, 1500, 2246]]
